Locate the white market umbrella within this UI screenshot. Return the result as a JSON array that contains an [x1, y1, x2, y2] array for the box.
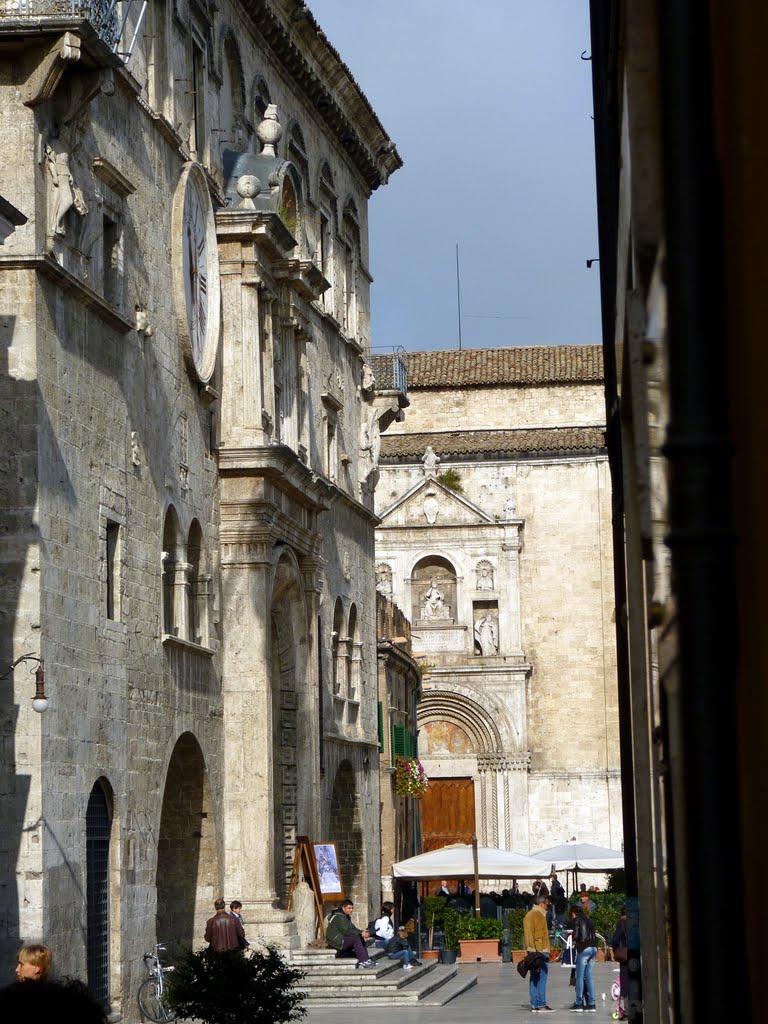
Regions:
[[530, 841, 624, 872], [392, 842, 550, 880]]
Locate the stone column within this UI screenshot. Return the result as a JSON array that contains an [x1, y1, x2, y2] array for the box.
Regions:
[[348, 640, 363, 701], [218, 239, 266, 447], [220, 530, 290, 928]]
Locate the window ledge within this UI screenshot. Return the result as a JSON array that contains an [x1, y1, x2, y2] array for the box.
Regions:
[[162, 634, 216, 657]]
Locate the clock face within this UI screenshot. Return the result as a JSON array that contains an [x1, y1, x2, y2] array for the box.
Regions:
[[172, 163, 220, 383]]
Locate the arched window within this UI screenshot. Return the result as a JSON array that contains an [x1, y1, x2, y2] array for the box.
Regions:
[[332, 597, 345, 695], [411, 555, 457, 624], [347, 603, 361, 703], [187, 519, 210, 646], [341, 200, 360, 337], [317, 163, 336, 314], [162, 506, 184, 637], [221, 32, 246, 153], [253, 75, 271, 130]]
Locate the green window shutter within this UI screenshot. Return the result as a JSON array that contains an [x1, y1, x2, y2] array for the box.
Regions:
[[378, 702, 384, 752], [392, 724, 408, 757], [408, 731, 417, 757]]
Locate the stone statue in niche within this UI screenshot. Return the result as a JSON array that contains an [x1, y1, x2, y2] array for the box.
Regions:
[[422, 445, 440, 477], [359, 413, 382, 498], [375, 563, 393, 597], [476, 561, 494, 589], [474, 613, 499, 656], [422, 488, 439, 524], [503, 495, 517, 518], [45, 133, 88, 237], [423, 578, 449, 620]]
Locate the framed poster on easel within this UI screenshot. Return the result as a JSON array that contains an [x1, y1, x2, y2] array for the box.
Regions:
[[311, 842, 344, 901]]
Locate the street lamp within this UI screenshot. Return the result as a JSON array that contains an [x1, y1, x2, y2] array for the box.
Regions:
[[1, 653, 49, 712]]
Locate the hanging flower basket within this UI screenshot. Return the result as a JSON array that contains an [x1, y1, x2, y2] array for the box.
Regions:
[[394, 756, 429, 798]]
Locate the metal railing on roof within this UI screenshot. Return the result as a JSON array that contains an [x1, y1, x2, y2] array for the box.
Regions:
[[370, 350, 408, 396]]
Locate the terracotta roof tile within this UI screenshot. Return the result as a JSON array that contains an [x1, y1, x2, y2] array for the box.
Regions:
[[400, 345, 604, 388], [380, 427, 606, 459]]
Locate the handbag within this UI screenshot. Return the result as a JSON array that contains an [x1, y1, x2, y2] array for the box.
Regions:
[[613, 946, 628, 963]]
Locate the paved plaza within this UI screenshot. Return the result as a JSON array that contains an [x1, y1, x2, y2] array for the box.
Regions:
[[303, 961, 621, 1024]]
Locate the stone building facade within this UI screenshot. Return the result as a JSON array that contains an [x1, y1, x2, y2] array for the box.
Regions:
[[375, 593, 422, 902], [374, 346, 622, 859], [0, 0, 401, 1015]]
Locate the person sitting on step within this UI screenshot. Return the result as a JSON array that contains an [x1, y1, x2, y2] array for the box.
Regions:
[[385, 925, 421, 970], [326, 899, 376, 969]]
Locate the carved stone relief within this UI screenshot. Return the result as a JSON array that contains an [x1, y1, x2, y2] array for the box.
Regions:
[[476, 560, 494, 589]]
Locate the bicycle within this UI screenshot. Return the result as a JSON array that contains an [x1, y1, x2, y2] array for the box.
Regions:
[[138, 943, 176, 1023]]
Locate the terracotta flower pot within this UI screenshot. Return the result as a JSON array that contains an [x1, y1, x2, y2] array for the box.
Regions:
[[458, 938, 501, 962], [421, 948, 439, 959]]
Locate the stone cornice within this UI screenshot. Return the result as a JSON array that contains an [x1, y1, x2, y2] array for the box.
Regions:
[[239, 0, 402, 192], [477, 752, 531, 773], [218, 443, 332, 513]]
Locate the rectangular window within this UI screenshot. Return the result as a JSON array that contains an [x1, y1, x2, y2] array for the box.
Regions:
[[378, 701, 384, 752], [106, 521, 121, 621], [103, 215, 119, 305], [191, 39, 206, 158]]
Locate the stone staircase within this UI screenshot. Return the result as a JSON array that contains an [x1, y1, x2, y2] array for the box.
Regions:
[[288, 947, 478, 1007]]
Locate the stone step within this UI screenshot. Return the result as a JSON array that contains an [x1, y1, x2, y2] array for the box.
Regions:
[[298, 964, 479, 1007], [298, 960, 437, 992], [288, 945, 476, 1007]]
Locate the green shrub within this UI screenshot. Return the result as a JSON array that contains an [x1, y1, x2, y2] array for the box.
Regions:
[[438, 469, 464, 492], [166, 946, 306, 1024], [454, 914, 503, 941], [442, 907, 468, 950], [503, 908, 526, 948], [424, 894, 447, 948], [589, 892, 625, 943]]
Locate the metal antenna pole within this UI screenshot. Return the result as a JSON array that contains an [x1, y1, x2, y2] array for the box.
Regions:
[[456, 243, 463, 350]]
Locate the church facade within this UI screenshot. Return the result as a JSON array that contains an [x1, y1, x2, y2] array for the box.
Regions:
[[374, 347, 622, 858], [0, 0, 401, 1013]]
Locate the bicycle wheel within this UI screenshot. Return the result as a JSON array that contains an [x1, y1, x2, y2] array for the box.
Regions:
[[138, 977, 176, 1023]]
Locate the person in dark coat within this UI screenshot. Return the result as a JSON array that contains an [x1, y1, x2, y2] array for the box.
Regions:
[[385, 925, 421, 969], [204, 897, 245, 951]]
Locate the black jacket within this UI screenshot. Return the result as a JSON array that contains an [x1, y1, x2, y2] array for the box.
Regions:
[[572, 914, 597, 952]]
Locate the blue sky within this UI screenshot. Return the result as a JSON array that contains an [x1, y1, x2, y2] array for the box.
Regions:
[[307, 0, 601, 353]]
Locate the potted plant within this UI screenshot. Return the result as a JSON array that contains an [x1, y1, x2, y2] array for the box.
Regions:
[[166, 945, 306, 1024], [454, 914, 504, 962], [422, 894, 447, 958], [439, 907, 462, 964], [503, 908, 527, 962]]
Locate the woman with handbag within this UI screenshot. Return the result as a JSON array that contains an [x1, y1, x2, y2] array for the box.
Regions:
[[610, 906, 629, 1020]]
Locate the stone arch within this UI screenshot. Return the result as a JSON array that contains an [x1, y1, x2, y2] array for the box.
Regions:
[[162, 505, 183, 636], [329, 759, 364, 906], [411, 554, 457, 624], [156, 733, 218, 956], [347, 602, 360, 703], [86, 776, 119, 1012], [418, 688, 505, 754], [251, 74, 271, 127], [187, 519, 210, 646], [220, 29, 247, 151], [331, 596, 345, 695], [269, 546, 311, 902]]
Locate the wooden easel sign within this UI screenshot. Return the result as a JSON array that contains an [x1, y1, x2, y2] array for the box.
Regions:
[[286, 836, 344, 939]]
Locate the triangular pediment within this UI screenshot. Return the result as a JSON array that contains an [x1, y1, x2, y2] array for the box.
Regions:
[[379, 477, 497, 528]]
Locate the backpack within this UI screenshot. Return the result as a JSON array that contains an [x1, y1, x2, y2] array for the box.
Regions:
[[368, 919, 378, 938]]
